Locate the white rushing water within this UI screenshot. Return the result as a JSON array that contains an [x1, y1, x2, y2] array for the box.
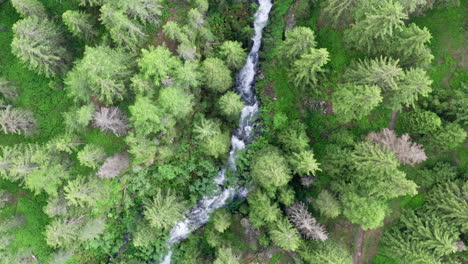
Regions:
[[160, 1, 272, 263]]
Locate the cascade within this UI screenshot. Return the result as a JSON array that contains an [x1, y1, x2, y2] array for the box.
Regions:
[[160, 1, 272, 262]]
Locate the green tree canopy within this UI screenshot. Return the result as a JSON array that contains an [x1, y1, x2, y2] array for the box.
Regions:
[[62, 10, 97, 42], [65, 46, 132, 104], [290, 48, 329, 90], [251, 146, 292, 193], [281, 26, 317, 60], [144, 188, 186, 231], [218, 91, 244, 122], [269, 217, 301, 251], [12, 17, 71, 77], [289, 150, 321, 176], [331, 84, 382, 123], [129, 96, 162, 135], [218, 41, 247, 70], [201, 58, 233, 93], [11, 0, 47, 18], [138, 46, 182, 87]]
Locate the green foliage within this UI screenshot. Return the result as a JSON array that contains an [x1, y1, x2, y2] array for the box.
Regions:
[[399, 109, 442, 136], [331, 84, 382, 123], [251, 146, 292, 193], [342, 192, 389, 229], [218, 91, 244, 122], [281, 27, 317, 61], [144, 188, 186, 231], [277, 121, 309, 152], [138, 46, 182, 87], [201, 58, 233, 93], [345, 0, 407, 53], [247, 189, 281, 228], [12, 17, 71, 77], [218, 41, 247, 70], [65, 45, 132, 104], [214, 246, 240, 264], [158, 87, 194, 119], [314, 190, 341, 219], [193, 118, 230, 158], [299, 240, 353, 264], [45, 218, 81, 248], [100, 4, 146, 49], [62, 10, 97, 42], [116, 0, 165, 25], [424, 122, 466, 151], [64, 177, 107, 208], [11, 0, 46, 18], [63, 104, 94, 133], [269, 217, 301, 251], [289, 150, 321, 176], [77, 144, 107, 169], [212, 208, 232, 233], [426, 180, 468, 233], [388, 68, 432, 109], [290, 48, 329, 90], [129, 97, 161, 135]]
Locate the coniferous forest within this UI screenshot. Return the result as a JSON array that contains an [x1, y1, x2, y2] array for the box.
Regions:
[[0, 0, 467, 263]]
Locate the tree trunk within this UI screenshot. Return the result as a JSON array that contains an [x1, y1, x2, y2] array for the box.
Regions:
[[353, 225, 365, 264], [389, 109, 398, 130]]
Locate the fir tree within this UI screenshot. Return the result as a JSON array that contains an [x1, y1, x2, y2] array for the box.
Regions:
[[281, 27, 317, 61]]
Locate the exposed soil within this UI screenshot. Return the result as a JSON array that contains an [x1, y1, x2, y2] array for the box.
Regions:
[[353, 227, 365, 264], [389, 109, 398, 130], [284, 0, 301, 31]]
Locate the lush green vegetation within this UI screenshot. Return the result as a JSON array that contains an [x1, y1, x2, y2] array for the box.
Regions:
[[0, 0, 466, 263]]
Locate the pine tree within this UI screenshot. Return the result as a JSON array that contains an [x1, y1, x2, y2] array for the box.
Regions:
[[289, 150, 321, 176], [218, 41, 247, 70], [144, 188, 186, 231], [97, 152, 130, 179], [331, 84, 382, 123], [251, 146, 292, 193], [77, 144, 107, 169], [201, 58, 233, 93], [281, 27, 317, 61], [65, 46, 132, 104], [269, 217, 301, 251], [100, 5, 146, 49], [12, 17, 71, 77], [11, 0, 47, 18], [93, 107, 129, 136], [62, 10, 97, 42], [366, 128, 427, 165], [291, 48, 329, 90], [314, 190, 341, 219], [218, 91, 244, 122], [286, 202, 328, 241], [0, 106, 36, 135], [343, 57, 403, 91]]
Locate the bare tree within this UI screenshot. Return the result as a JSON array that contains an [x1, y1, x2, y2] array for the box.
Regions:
[[0, 106, 36, 135], [0, 78, 19, 104], [366, 128, 427, 165], [286, 201, 328, 241], [97, 152, 130, 179], [300, 176, 315, 187], [93, 107, 128, 136]]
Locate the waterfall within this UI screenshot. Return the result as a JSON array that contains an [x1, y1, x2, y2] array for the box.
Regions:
[[159, 1, 272, 263]]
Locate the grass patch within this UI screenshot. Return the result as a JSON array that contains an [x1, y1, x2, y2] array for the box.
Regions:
[[0, 180, 52, 262]]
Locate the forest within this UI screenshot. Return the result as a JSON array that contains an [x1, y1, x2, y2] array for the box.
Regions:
[[0, 0, 466, 263]]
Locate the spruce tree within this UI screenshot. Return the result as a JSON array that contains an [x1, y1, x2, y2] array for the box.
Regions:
[[289, 150, 321, 176], [201, 58, 233, 93], [77, 144, 107, 169], [117, 0, 164, 25], [144, 188, 186, 231], [65, 46, 133, 104], [12, 17, 71, 77], [291, 48, 329, 90], [388, 68, 432, 109], [269, 217, 301, 251], [251, 146, 292, 193], [0, 106, 36, 135], [218, 41, 247, 70], [218, 91, 244, 122], [314, 190, 341, 219], [331, 84, 382, 123], [11, 0, 47, 18], [138, 46, 182, 87], [281, 27, 317, 61], [62, 10, 97, 42]]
